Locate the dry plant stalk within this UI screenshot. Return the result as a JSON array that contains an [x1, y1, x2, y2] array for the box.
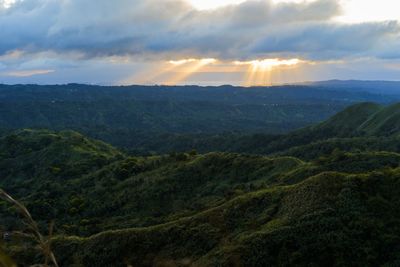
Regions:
[[0, 189, 59, 267], [0, 247, 16, 267]]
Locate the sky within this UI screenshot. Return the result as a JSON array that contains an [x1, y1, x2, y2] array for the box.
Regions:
[[0, 0, 400, 86]]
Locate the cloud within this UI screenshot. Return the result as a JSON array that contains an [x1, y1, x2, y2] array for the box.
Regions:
[[3, 69, 54, 77], [0, 0, 399, 62], [251, 21, 400, 60]]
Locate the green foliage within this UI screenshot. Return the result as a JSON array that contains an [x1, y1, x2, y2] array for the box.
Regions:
[[0, 83, 397, 154], [113, 103, 400, 156], [1, 101, 400, 266], [49, 170, 400, 267]]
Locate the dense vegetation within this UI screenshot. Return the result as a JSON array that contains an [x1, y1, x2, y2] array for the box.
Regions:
[[1, 96, 400, 266], [128, 102, 400, 156], [0, 83, 399, 153]]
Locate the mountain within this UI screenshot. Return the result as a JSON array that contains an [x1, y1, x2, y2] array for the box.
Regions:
[[1, 103, 400, 265]]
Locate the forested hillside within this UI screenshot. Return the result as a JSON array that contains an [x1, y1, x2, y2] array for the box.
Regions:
[[3, 0, 400, 263], [122, 102, 400, 155], [1, 100, 400, 266], [0, 83, 399, 152]]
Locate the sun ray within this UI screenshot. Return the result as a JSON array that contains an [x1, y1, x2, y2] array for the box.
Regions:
[[120, 62, 172, 85], [245, 65, 258, 87], [143, 63, 181, 84], [235, 58, 302, 86], [123, 57, 304, 86], [164, 58, 217, 85]]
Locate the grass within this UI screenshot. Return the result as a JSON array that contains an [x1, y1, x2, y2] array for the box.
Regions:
[[0, 189, 58, 267]]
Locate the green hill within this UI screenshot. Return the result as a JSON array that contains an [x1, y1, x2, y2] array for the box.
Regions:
[[0, 129, 123, 225], [315, 102, 383, 136], [206, 102, 400, 158], [0, 129, 123, 181], [47, 169, 400, 266], [358, 103, 400, 136], [0, 130, 306, 235], [1, 104, 400, 266], [120, 102, 400, 156], [267, 102, 400, 159], [310, 102, 400, 138]]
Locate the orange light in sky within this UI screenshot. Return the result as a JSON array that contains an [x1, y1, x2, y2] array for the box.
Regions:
[[235, 58, 300, 69], [168, 59, 198, 65], [234, 58, 302, 86], [122, 57, 303, 86], [165, 58, 217, 85]]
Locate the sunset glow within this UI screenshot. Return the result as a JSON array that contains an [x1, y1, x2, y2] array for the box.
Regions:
[[165, 58, 217, 85], [133, 58, 304, 86], [168, 59, 198, 66], [235, 59, 301, 70], [2, 0, 400, 85], [233, 58, 302, 86]]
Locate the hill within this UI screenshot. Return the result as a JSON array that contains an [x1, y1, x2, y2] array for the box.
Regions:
[[0, 118, 399, 265], [358, 103, 400, 136], [0, 130, 305, 235], [52, 169, 400, 267], [268, 102, 400, 158], [145, 102, 400, 158], [314, 102, 383, 136], [0, 129, 122, 181], [0, 129, 123, 227]]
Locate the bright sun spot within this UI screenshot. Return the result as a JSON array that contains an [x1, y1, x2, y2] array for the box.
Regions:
[[169, 59, 197, 65], [188, 0, 246, 10], [2, 0, 16, 8], [235, 58, 301, 70], [234, 58, 303, 86], [169, 58, 216, 66], [187, 0, 400, 22], [188, 0, 316, 10]]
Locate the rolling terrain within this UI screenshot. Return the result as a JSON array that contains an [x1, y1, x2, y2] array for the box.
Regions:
[[0, 82, 399, 153], [1, 100, 400, 266], [128, 102, 400, 156]]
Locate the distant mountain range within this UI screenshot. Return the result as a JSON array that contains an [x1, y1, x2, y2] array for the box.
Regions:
[[305, 80, 400, 96]]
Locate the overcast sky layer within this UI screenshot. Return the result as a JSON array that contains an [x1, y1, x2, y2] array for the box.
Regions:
[[1, 0, 400, 85]]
